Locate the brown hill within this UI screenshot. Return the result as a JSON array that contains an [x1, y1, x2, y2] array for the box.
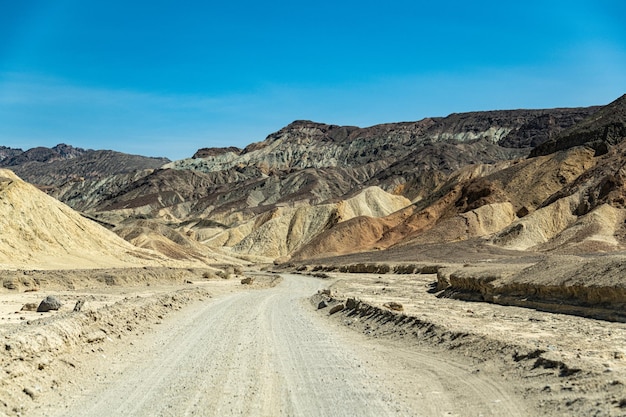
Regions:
[[207, 187, 411, 260], [290, 144, 609, 261]]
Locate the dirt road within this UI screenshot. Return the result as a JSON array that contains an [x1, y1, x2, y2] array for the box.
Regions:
[[37, 274, 528, 417]]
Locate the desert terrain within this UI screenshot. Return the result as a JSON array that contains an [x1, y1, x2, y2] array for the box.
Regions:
[[2, 266, 625, 416], [1, 95, 626, 415]]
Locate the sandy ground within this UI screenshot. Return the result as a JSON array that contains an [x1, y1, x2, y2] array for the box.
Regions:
[[1, 269, 625, 416], [21, 274, 526, 417], [321, 271, 626, 416]]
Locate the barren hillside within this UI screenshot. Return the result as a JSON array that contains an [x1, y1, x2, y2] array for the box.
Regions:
[[3, 100, 620, 265], [0, 169, 235, 269], [292, 96, 626, 261]]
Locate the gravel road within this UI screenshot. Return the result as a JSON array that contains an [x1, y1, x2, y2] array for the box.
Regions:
[[43, 274, 528, 417]]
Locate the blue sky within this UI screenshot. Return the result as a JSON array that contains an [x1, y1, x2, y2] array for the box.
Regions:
[[0, 0, 624, 160]]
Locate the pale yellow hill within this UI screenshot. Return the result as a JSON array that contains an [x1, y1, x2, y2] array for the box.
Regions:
[[538, 204, 626, 253], [207, 187, 410, 259], [0, 170, 181, 269], [491, 194, 581, 251], [405, 202, 517, 245], [493, 199, 626, 253], [114, 219, 246, 265]]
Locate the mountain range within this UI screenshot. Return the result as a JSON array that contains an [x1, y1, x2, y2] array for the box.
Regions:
[[2, 95, 625, 266]]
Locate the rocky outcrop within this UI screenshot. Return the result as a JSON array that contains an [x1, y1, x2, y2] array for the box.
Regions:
[[436, 255, 626, 322], [0, 146, 24, 162], [497, 108, 600, 148], [530, 94, 626, 157], [193, 147, 241, 159], [37, 296, 63, 312]]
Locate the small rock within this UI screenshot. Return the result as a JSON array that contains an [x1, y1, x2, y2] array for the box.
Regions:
[[73, 300, 85, 312], [85, 330, 107, 343], [319, 289, 331, 297], [317, 300, 328, 309], [23, 387, 37, 399], [37, 296, 62, 312], [329, 304, 345, 315], [346, 298, 360, 310], [240, 277, 254, 285], [3, 278, 18, 290], [20, 303, 39, 312], [383, 301, 404, 311]]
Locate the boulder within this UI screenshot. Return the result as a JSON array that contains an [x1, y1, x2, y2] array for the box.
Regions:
[[36, 296, 62, 312]]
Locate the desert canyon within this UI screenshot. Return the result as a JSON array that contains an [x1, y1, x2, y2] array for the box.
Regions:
[[1, 94, 626, 416]]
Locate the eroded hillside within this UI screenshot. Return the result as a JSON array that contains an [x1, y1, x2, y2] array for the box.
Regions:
[[7, 100, 625, 263]]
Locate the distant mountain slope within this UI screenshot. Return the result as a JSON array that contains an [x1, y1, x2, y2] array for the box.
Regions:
[[530, 94, 626, 157], [5, 101, 616, 264], [0, 144, 169, 186], [0, 146, 27, 162], [76, 107, 594, 223], [167, 107, 597, 175], [292, 95, 626, 261], [0, 143, 87, 166]]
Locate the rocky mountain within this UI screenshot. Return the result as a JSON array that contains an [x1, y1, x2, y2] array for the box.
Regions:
[[291, 95, 626, 262], [65, 106, 594, 219], [0, 146, 24, 162], [167, 107, 598, 175], [5, 99, 620, 263], [0, 143, 87, 167], [530, 94, 626, 157], [0, 144, 169, 186]]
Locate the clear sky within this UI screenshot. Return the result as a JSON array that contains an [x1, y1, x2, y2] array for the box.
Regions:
[[0, 0, 624, 160]]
